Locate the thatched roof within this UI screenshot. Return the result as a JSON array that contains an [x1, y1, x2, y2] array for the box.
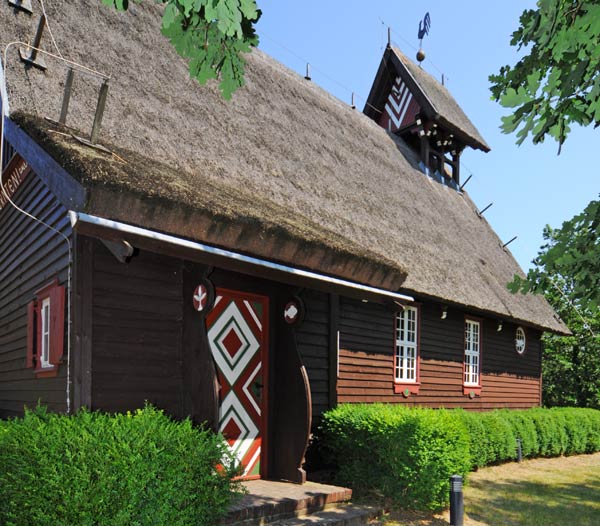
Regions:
[[0, 1, 566, 333]]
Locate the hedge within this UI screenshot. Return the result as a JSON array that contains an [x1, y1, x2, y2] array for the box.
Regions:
[[0, 405, 239, 526], [319, 404, 471, 511], [320, 404, 600, 511]]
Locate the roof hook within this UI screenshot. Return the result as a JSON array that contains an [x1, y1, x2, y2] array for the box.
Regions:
[[8, 0, 33, 14], [19, 14, 47, 70]]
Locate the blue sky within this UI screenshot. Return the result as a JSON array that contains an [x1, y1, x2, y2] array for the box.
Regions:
[[256, 1, 597, 272]]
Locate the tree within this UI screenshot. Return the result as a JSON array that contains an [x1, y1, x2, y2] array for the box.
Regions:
[[496, 3, 600, 407], [508, 202, 600, 407], [509, 199, 600, 308], [489, 0, 600, 151], [538, 277, 600, 408], [102, 0, 261, 99], [508, 200, 600, 406]]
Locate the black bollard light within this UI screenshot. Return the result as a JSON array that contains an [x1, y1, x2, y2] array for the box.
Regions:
[[516, 438, 523, 462], [449, 475, 464, 526]]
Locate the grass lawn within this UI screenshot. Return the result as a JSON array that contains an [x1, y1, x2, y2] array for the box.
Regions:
[[371, 452, 600, 526]]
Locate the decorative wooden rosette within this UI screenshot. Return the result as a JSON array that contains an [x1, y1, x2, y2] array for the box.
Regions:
[[192, 277, 215, 315], [283, 296, 305, 327]]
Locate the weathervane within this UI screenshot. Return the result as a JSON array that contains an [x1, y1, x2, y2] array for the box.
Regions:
[[416, 12, 431, 65]]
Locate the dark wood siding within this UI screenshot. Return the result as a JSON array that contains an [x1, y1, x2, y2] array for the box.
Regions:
[[0, 169, 71, 418], [296, 290, 330, 420], [337, 297, 394, 403], [90, 241, 184, 416], [337, 298, 542, 410]]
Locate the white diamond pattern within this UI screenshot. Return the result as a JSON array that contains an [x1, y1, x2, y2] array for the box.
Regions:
[[219, 390, 259, 467], [208, 301, 260, 386]]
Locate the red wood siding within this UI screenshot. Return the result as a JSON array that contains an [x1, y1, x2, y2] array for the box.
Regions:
[[0, 169, 71, 418], [337, 299, 542, 410]]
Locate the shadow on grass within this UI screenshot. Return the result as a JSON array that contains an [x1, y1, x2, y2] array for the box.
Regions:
[[377, 509, 449, 526], [467, 476, 600, 526]]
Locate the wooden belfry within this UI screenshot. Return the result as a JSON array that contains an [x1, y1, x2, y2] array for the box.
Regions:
[[364, 12, 490, 188]]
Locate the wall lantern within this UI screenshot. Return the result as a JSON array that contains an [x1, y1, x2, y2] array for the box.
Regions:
[[497, 320, 503, 332], [440, 305, 448, 320]]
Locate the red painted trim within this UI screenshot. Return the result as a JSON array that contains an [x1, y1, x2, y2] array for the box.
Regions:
[[33, 279, 64, 378], [463, 315, 483, 397], [394, 383, 420, 395], [240, 474, 261, 481], [49, 283, 66, 365], [26, 300, 36, 368], [215, 288, 270, 481], [393, 303, 422, 396]]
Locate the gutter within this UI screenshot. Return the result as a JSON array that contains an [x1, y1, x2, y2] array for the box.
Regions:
[[69, 211, 414, 303], [0, 56, 9, 117]]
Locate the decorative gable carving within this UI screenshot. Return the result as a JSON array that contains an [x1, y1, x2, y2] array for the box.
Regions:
[[378, 76, 421, 133]]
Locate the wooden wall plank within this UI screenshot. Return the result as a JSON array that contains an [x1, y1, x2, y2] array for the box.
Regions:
[[337, 298, 542, 410], [0, 171, 71, 418], [90, 241, 184, 418], [296, 289, 330, 420]]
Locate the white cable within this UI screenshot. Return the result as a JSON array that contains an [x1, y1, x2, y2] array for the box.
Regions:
[[4, 41, 109, 80], [1, 39, 108, 414], [38, 0, 64, 60]]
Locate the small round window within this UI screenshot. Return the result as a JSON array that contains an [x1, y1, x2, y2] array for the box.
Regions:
[[515, 327, 526, 354]]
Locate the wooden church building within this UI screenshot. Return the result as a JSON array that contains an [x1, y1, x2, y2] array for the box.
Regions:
[[0, 2, 567, 482]]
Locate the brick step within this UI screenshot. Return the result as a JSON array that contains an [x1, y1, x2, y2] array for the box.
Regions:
[[223, 480, 356, 526], [273, 505, 381, 526]]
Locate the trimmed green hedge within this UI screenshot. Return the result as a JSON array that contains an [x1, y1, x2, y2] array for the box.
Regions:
[[320, 405, 600, 511], [0, 405, 239, 526], [320, 404, 471, 511]]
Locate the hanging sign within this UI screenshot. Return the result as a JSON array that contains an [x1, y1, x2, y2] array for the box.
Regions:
[[0, 155, 31, 211], [283, 297, 305, 326]]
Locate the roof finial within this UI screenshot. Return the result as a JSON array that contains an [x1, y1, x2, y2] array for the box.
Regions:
[[416, 12, 431, 66]]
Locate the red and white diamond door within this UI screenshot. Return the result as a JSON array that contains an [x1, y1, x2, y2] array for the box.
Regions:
[[207, 289, 268, 480]]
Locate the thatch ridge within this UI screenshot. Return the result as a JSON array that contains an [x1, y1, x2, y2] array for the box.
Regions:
[[0, 1, 565, 333]]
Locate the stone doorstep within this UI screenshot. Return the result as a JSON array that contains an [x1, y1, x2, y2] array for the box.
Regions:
[[223, 480, 355, 526], [274, 505, 381, 526]]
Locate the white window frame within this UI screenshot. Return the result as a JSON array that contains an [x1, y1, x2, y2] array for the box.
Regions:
[[395, 306, 418, 383], [464, 319, 480, 386], [39, 297, 52, 369], [515, 326, 526, 354]]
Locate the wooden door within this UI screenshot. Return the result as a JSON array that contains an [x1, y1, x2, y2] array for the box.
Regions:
[[206, 289, 268, 480]]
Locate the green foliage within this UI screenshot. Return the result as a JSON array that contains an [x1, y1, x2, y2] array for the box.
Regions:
[[102, 0, 261, 99], [508, 199, 600, 408], [320, 404, 471, 511], [490, 0, 600, 149], [0, 405, 239, 526], [321, 405, 600, 512], [509, 199, 600, 308], [458, 410, 516, 467]]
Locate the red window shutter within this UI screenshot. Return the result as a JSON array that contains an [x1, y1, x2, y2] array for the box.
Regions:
[[48, 284, 66, 365], [26, 300, 36, 368]]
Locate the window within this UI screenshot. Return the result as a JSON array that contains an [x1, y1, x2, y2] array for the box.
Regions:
[[26, 279, 65, 377], [515, 327, 526, 354], [39, 298, 51, 368], [394, 306, 420, 395], [464, 318, 481, 395]]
